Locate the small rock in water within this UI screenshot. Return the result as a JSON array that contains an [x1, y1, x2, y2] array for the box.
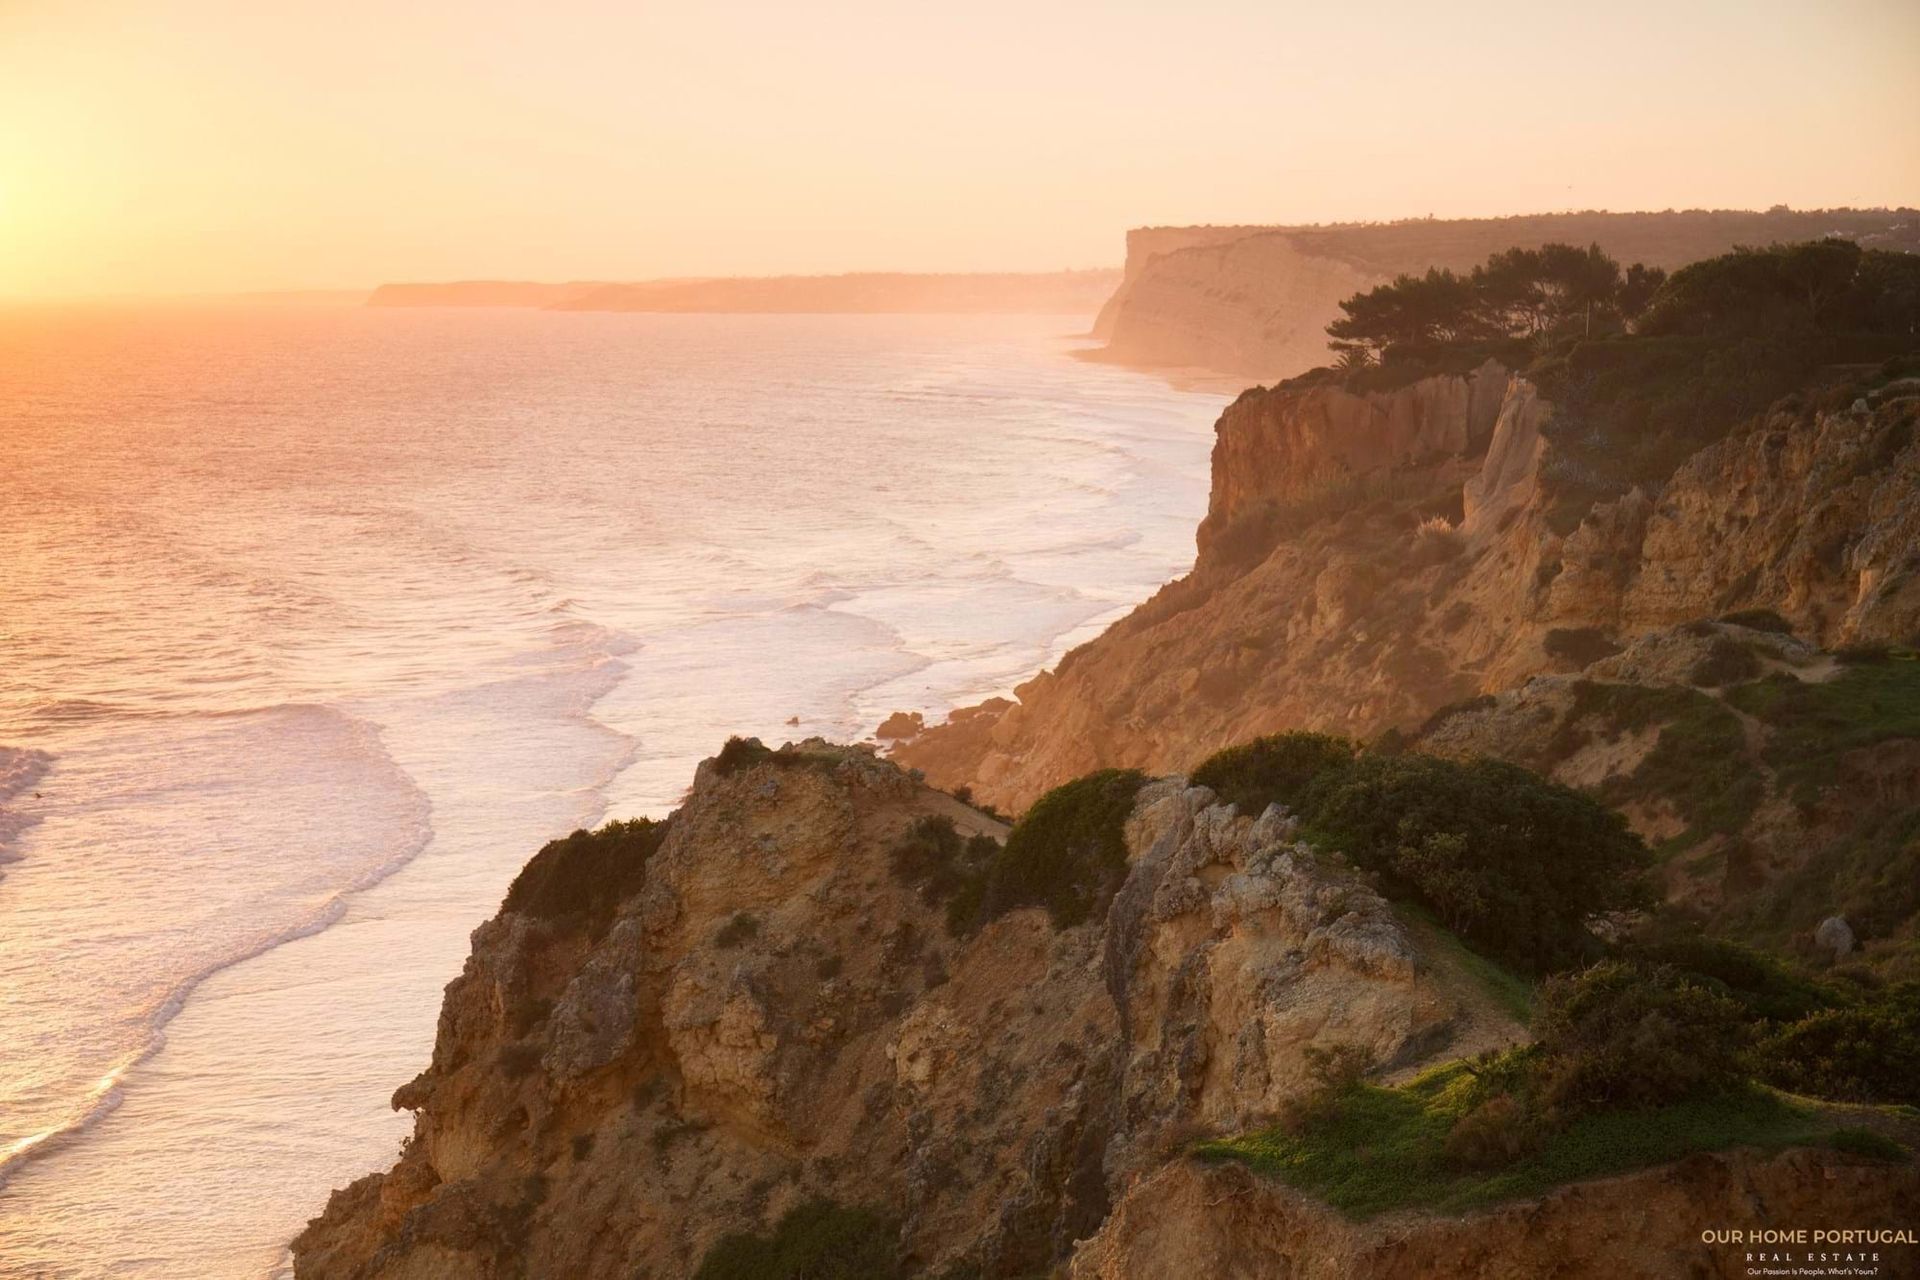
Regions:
[[875, 710, 924, 740]]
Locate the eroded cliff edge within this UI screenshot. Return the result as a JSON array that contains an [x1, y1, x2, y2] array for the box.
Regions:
[[294, 736, 1917, 1278], [292, 745, 1505, 1279], [895, 364, 1920, 814]]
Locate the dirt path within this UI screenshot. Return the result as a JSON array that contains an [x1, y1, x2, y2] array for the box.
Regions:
[[1382, 912, 1533, 1085]]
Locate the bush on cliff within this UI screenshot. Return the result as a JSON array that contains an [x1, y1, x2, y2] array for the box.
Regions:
[[1627, 934, 1833, 1023], [888, 814, 1000, 932], [1322, 239, 1920, 507], [1300, 754, 1648, 973], [693, 1199, 902, 1280], [1191, 734, 1648, 973], [1196, 1053, 1822, 1217], [1753, 985, 1920, 1106], [501, 817, 670, 935], [1189, 732, 1357, 815], [1199, 957, 1828, 1214], [950, 768, 1148, 933], [1532, 960, 1749, 1110]]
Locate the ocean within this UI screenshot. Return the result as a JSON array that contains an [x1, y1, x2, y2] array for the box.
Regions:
[[0, 305, 1226, 1276]]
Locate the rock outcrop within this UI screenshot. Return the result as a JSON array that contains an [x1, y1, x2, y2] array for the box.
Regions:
[[1088, 209, 1920, 381], [292, 744, 1493, 1279], [1071, 1150, 1920, 1279], [895, 370, 1920, 814]]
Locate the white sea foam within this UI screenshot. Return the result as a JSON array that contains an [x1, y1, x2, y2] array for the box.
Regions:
[[0, 307, 1226, 1276]]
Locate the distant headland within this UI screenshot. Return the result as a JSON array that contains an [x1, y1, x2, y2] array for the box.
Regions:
[[367, 269, 1121, 315]]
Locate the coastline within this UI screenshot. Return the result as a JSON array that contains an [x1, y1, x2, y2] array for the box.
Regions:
[[0, 311, 1228, 1277]]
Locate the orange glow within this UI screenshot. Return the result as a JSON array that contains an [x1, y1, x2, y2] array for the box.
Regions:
[[1, 0, 1916, 298]]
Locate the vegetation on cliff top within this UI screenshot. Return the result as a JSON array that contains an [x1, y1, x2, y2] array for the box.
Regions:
[[501, 816, 669, 935], [1197, 956, 1907, 1217], [1482, 649, 1920, 951], [894, 770, 1148, 935], [1191, 732, 1647, 973], [1309, 238, 1920, 514], [1197, 1063, 1835, 1218], [1325, 241, 1665, 365]]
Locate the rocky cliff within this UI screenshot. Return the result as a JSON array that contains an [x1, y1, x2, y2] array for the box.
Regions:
[[1090, 209, 1920, 381], [292, 744, 1508, 1279], [893, 368, 1920, 814]]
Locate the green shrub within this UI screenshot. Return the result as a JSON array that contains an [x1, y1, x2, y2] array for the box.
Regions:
[[888, 815, 999, 915], [1197, 1058, 1822, 1218], [1301, 755, 1647, 972], [1754, 985, 1920, 1105], [1282, 1042, 1378, 1136], [693, 1199, 902, 1280], [710, 736, 846, 778], [1727, 659, 1920, 805], [1628, 935, 1833, 1023], [1533, 961, 1748, 1110], [1552, 681, 1761, 848], [965, 769, 1148, 930], [712, 736, 776, 775], [501, 817, 669, 934], [1189, 732, 1358, 815]]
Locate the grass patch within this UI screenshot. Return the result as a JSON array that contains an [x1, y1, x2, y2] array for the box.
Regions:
[[1551, 681, 1762, 852], [1727, 657, 1920, 804], [1194, 1064, 1827, 1218]]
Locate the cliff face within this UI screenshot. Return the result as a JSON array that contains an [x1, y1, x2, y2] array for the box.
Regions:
[[1090, 208, 1920, 381], [893, 373, 1920, 814], [1096, 232, 1384, 380], [293, 745, 1500, 1279], [1071, 1150, 1920, 1280], [1089, 227, 1275, 339]]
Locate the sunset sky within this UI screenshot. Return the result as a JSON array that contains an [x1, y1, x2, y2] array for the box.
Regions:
[[2, 0, 1916, 298]]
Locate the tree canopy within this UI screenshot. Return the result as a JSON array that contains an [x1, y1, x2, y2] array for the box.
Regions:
[[1326, 242, 1665, 362]]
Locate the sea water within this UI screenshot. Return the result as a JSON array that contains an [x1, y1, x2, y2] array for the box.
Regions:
[[0, 306, 1226, 1276]]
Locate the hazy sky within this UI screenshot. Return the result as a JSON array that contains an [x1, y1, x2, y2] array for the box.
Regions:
[[3, 0, 1916, 296]]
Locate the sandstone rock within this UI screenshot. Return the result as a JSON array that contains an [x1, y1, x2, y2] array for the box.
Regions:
[[875, 710, 924, 740], [1815, 915, 1856, 959], [293, 747, 1476, 1280], [896, 378, 1919, 815]]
